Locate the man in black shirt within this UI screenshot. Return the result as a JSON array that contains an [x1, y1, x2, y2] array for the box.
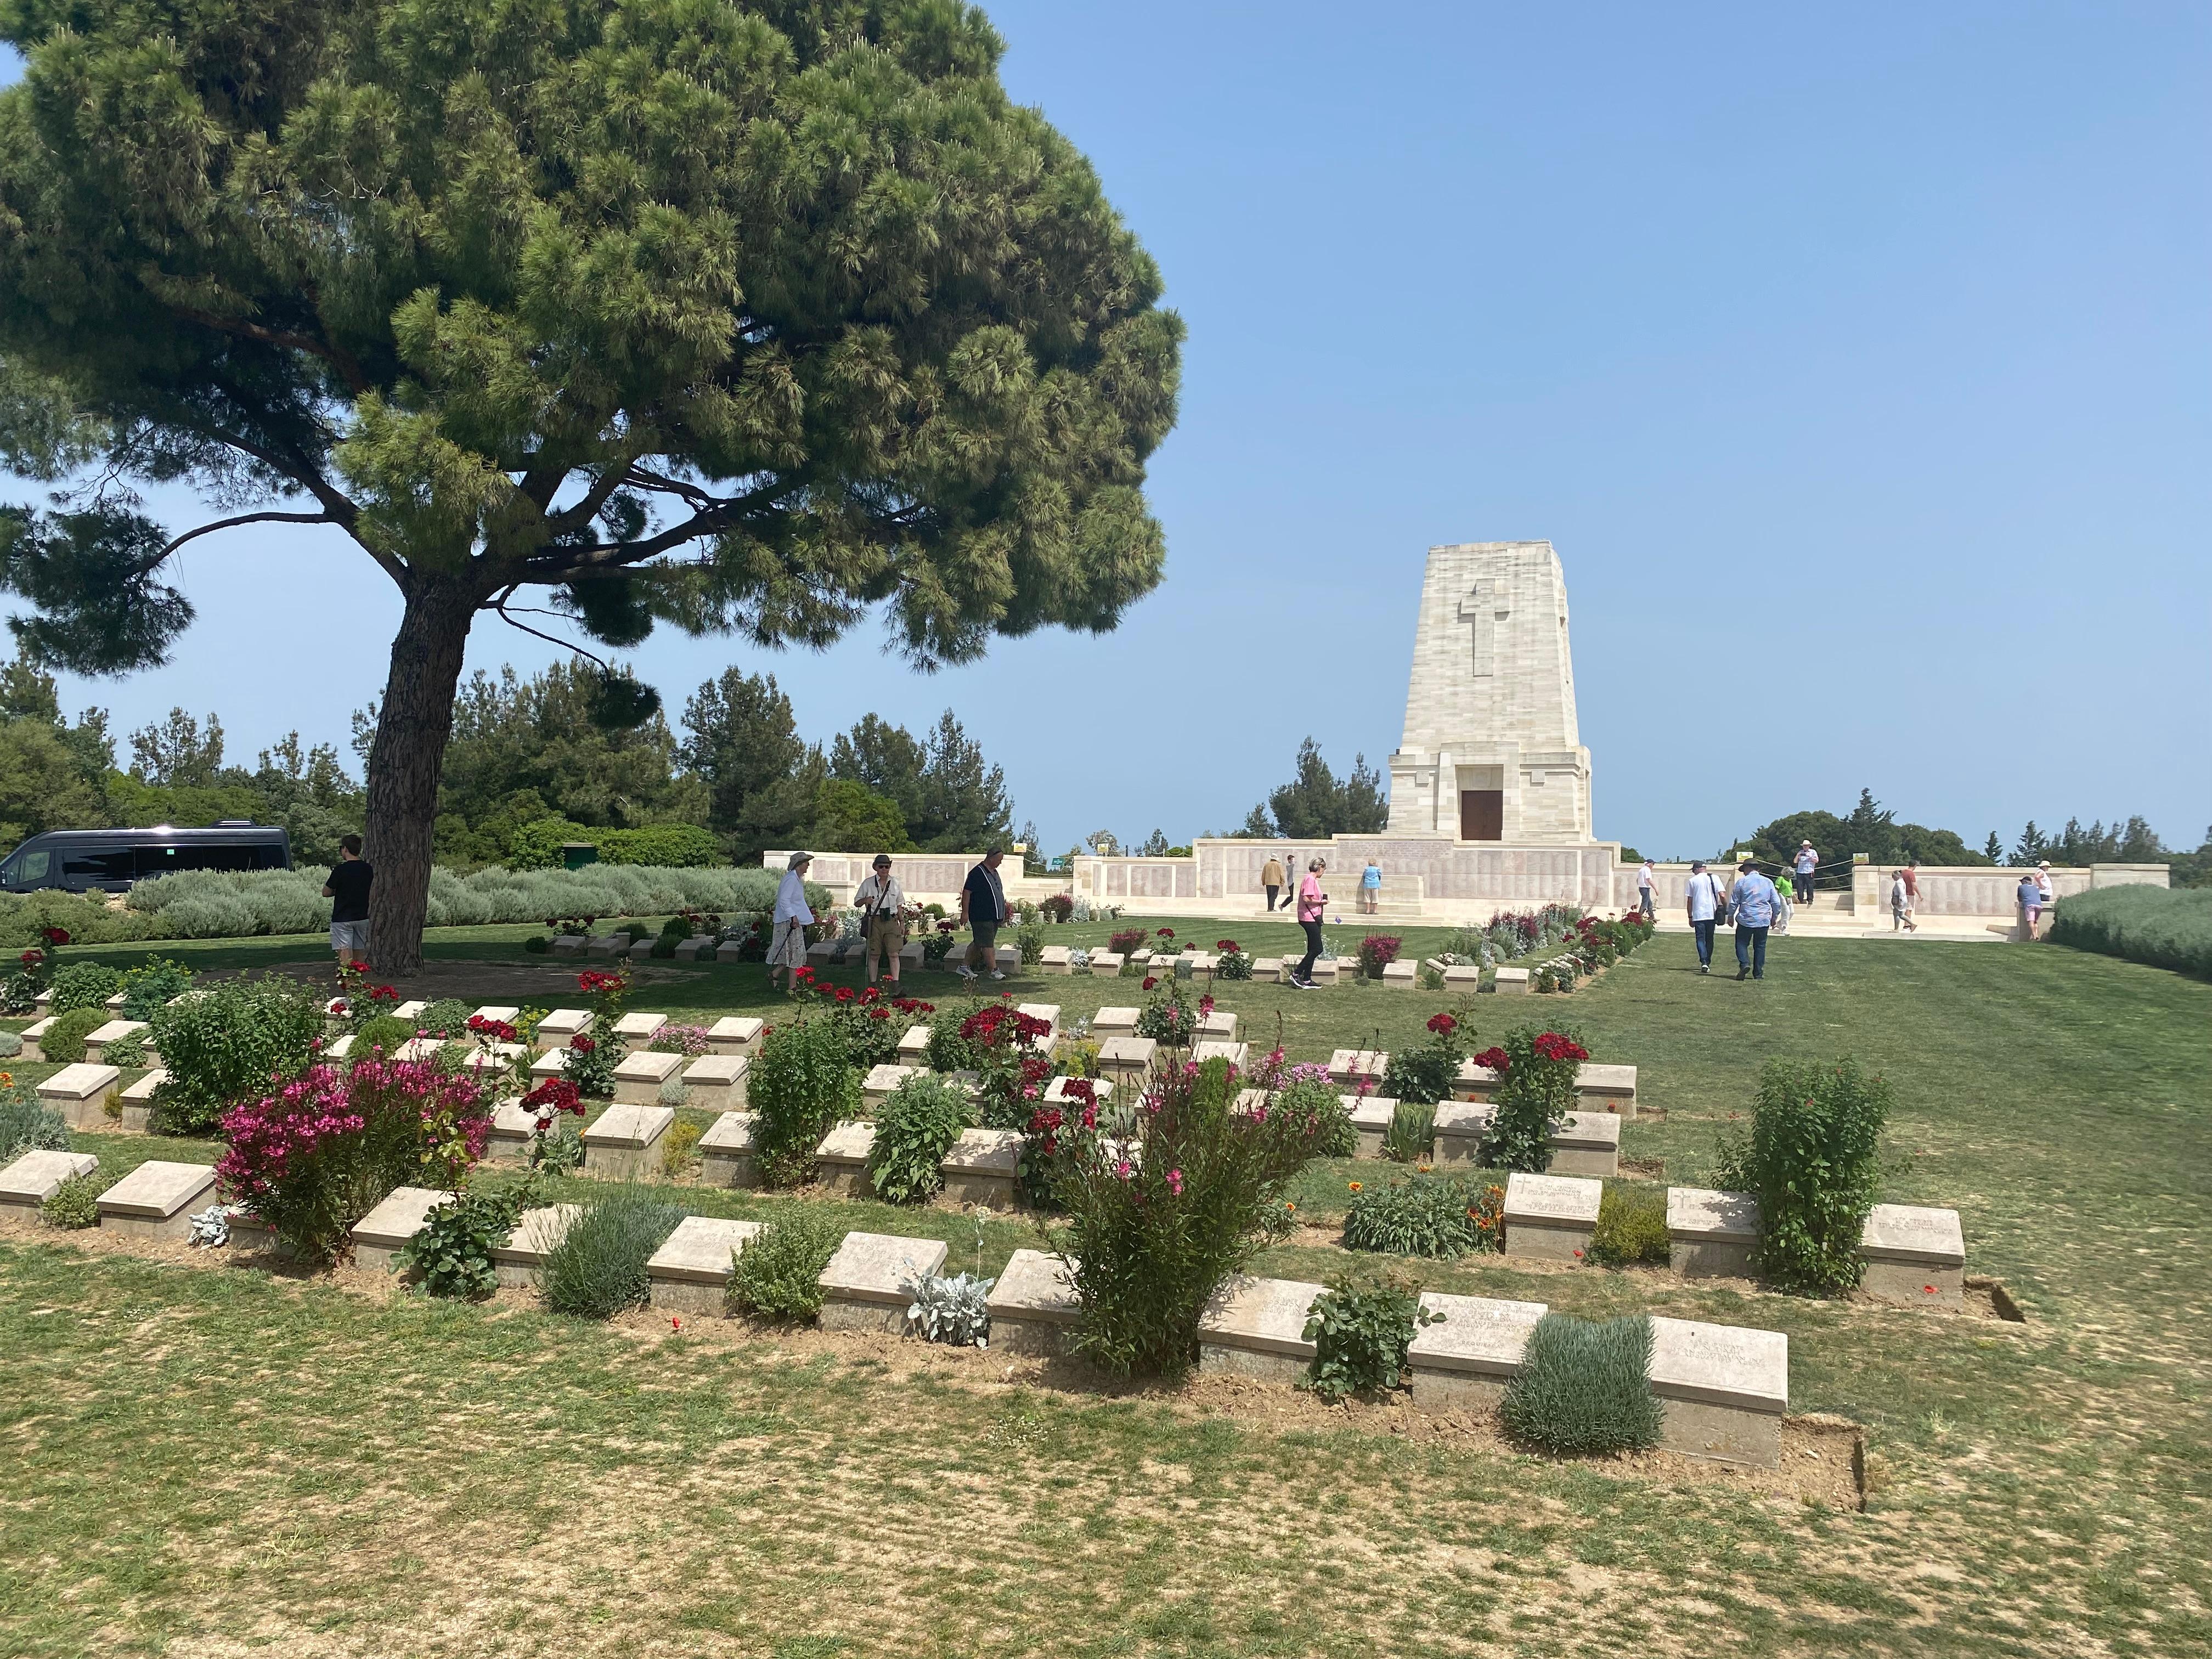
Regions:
[[323, 834, 373, 964], [956, 848, 1009, 981]]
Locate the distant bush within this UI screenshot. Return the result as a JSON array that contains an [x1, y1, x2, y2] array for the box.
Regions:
[[148, 974, 325, 1136], [0, 1080, 69, 1161], [599, 824, 725, 867], [505, 816, 600, 870], [40, 1007, 106, 1065], [1501, 1313, 1664, 1455], [727, 1204, 846, 1321], [1588, 1183, 1671, 1268], [119, 957, 194, 1020], [2049, 884, 2212, 980], [541, 1187, 688, 1319], [0, 889, 159, 949], [47, 962, 122, 1014], [1717, 1057, 1889, 1296]]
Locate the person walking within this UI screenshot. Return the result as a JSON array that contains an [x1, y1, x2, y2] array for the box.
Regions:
[[769, 851, 815, 992], [2034, 860, 2055, 932], [1793, 840, 1819, 906], [1684, 859, 1723, 974], [1900, 859, 1921, 932], [321, 834, 373, 966], [2017, 870, 2044, 940], [1359, 857, 1383, 915], [958, 847, 1010, 981], [1889, 867, 1914, 932], [1637, 858, 1657, 919], [1773, 867, 1795, 935], [1289, 857, 1328, 988], [853, 853, 910, 987], [1260, 853, 1286, 912], [1730, 859, 1781, 979]]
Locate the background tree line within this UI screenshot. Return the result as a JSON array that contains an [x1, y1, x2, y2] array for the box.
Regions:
[[0, 650, 1014, 872]]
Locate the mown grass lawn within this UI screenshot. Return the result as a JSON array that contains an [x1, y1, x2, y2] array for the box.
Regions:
[[2, 930, 2207, 1657]]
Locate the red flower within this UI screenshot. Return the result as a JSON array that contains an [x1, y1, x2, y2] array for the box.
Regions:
[[1532, 1032, 1590, 1063], [1215, 939, 1239, 952], [832, 986, 855, 1003], [40, 926, 70, 946], [571, 1035, 597, 1053], [1470, 1047, 1510, 1073], [1426, 1013, 1458, 1035], [18, 949, 43, 967], [1157, 927, 1174, 939], [1142, 977, 1157, 990], [522, 1078, 585, 1117]]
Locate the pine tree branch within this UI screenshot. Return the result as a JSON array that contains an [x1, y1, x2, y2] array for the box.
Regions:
[[159, 510, 336, 560]]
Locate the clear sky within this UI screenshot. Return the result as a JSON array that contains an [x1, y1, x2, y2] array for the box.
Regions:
[[5, 3, 2208, 859]]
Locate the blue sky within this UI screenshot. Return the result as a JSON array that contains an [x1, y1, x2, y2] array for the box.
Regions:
[[5, 3, 2208, 859]]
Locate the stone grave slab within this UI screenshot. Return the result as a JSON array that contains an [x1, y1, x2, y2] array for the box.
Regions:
[[1091, 1006, 1139, 1041], [1668, 1187, 1760, 1278], [1328, 1049, 1388, 1086], [898, 940, 925, 969], [613, 1012, 668, 1049], [82, 1019, 149, 1065], [392, 1000, 427, 1022], [96, 1160, 218, 1239], [458, 1043, 527, 1086], [672, 936, 714, 962], [1249, 956, 1282, 983], [528, 1048, 572, 1084], [1087, 951, 1124, 977], [647, 1215, 764, 1316], [1016, 1002, 1061, 1039], [1191, 1039, 1249, 1072], [941, 1127, 1023, 1209], [469, 1005, 522, 1030], [815, 1120, 877, 1195], [986, 1249, 1082, 1355], [1038, 945, 1073, 977], [1043, 1075, 1112, 1107], [1096, 1035, 1159, 1088], [37, 1063, 121, 1131], [586, 935, 625, 958], [103, 990, 128, 1010], [1859, 1204, 1967, 1307], [1648, 1316, 1789, 1466], [1184, 952, 1217, 979], [612, 1048, 684, 1105], [351, 1185, 455, 1273], [0, 1148, 98, 1219], [535, 1008, 593, 1048], [1576, 1062, 1639, 1119], [706, 1016, 765, 1055], [551, 934, 587, 957], [1194, 1010, 1238, 1046], [323, 1035, 357, 1063], [994, 945, 1020, 974], [862, 1063, 925, 1113], [1550, 1111, 1621, 1178], [1502, 1172, 1601, 1262], [394, 1037, 447, 1064], [1346, 1094, 1398, 1158], [117, 1068, 166, 1132], [1198, 1274, 1327, 1383], [581, 1103, 675, 1180], [1442, 964, 1483, 991], [714, 940, 748, 963], [682, 1054, 750, 1111], [1453, 1060, 1502, 1102], [484, 1097, 541, 1164], [1306, 958, 1340, 985], [493, 1204, 581, 1287], [1407, 1293, 1549, 1412], [19, 1016, 54, 1062], [896, 1024, 932, 1063], [817, 1231, 948, 1333], [1381, 959, 1417, 988], [697, 1111, 761, 1188], [1491, 966, 1532, 994], [1431, 1102, 1493, 1164]]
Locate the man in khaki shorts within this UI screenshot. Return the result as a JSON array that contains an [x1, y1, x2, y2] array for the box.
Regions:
[[853, 853, 910, 986]]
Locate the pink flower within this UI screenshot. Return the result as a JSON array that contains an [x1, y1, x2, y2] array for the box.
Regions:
[[1166, 1167, 1183, 1195]]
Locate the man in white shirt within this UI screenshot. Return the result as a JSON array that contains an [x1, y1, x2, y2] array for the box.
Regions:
[[1684, 860, 1723, 974], [1637, 859, 1656, 919], [1793, 842, 1819, 906], [770, 850, 815, 991]]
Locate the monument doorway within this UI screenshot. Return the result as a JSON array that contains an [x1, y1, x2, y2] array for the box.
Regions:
[[1460, 789, 1503, 842]]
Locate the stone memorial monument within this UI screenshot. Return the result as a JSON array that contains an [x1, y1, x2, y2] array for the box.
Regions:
[[1387, 540, 1594, 843]]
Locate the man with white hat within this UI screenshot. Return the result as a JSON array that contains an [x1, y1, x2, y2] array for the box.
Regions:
[[770, 851, 815, 992], [1792, 840, 1819, 906]]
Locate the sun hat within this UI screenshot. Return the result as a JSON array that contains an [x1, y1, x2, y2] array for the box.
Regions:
[[787, 850, 812, 869]]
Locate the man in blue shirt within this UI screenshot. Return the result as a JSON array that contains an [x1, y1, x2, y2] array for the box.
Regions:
[[1683, 860, 1724, 974], [1730, 860, 1781, 980]]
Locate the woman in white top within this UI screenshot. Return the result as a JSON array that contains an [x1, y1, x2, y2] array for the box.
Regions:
[[852, 853, 911, 986], [770, 850, 814, 991]]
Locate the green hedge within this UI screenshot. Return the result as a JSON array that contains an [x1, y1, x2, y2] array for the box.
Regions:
[[2048, 884, 2212, 981]]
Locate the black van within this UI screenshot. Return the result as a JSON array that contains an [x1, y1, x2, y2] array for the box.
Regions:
[[0, 823, 294, 894]]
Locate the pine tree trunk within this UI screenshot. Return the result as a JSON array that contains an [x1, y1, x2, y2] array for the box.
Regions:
[[364, 577, 479, 976]]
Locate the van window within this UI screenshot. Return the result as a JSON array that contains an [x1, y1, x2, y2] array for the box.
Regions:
[[61, 847, 136, 884], [14, 849, 49, 883], [135, 843, 268, 878]]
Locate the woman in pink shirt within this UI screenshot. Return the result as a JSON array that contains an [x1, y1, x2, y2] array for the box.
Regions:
[[1290, 857, 1328, 988]]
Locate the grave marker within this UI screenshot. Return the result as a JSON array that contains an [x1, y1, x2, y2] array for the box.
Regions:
[[95, 1160, 217, 1240], [647, 1215, 764, 1315], [985, 1249, 1082, 1355], [1406, 1293, 1548, 1411], [817, 1231, 948, 1333], [1198, 1274, 1326, 1383], [580, 1103, 674, 1180], [1502, 1172, 1601, 1261], [697, 1111, 761, 1188]]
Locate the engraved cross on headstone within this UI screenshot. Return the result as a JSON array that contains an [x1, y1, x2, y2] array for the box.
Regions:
[[1457, 581, 1509, 678]]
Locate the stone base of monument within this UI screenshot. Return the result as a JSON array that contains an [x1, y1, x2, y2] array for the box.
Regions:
[[1406, 1293, 1548, 1412], [1858, 1204, 1967, 1307], [817, 1231, 947, 1333], [1197, 1274, 1324, 1383], [697, 1111, 761, 1189], [647, 1215, 763, 1316], [1667, 1187, 1762, 1278], [1502, 1172, 1600, 1262], [581, 1104, 673, 1180], [1649, 1316, 1789, 1468], [94, 1160, 217, 1240], [986, 1249, 1082, 1356]]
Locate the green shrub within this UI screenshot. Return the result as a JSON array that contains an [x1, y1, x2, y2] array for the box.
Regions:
[[924, 1002, 980, 1073], [38, 1007, 106, 1065], [1380, 1012, 1469, 1105], [1016, 919, 1046, 965], [0, 1079, 69, 1160], [1482, 1028, 1587, 1174], [750, 1016, 861, 1187], [505, 816, 600, 870], [103, 1031, 146, 1068], [1381, 1099, 1435, 1163], [0, 888, 160, 949], [2049, 884, 2212, 980], [599, 823, 726, 867], [1342, 1174, 1503, 1257], [1273, 1075, 1357, 1158], [561, 1034, 620, 1100], [119, 957, 193, 1020], [540, 1187, 688, 1318], [47, 962, 122, 1014], [146, 973, 325, 1136], [0, 1030, 20, 1058], [868, 1074, 973, 1204], [1501, 1313, 1663, 1454], [401, 1183, 529, 1299], [41, 1170, 106, 1229], [726, 1204, 847, 1320], [1052, 1056, 1313, 1378], [1717, 1057, 1889, 1295], [1302, 1273, 1438, 1403], [350, 1013, 414, 1056], [1588, 1183, 1671, 1267], [411, 998, 474, 1039]]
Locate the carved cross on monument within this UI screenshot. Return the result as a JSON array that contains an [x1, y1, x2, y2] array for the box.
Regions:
[[1457, 580, 1509, 677]]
